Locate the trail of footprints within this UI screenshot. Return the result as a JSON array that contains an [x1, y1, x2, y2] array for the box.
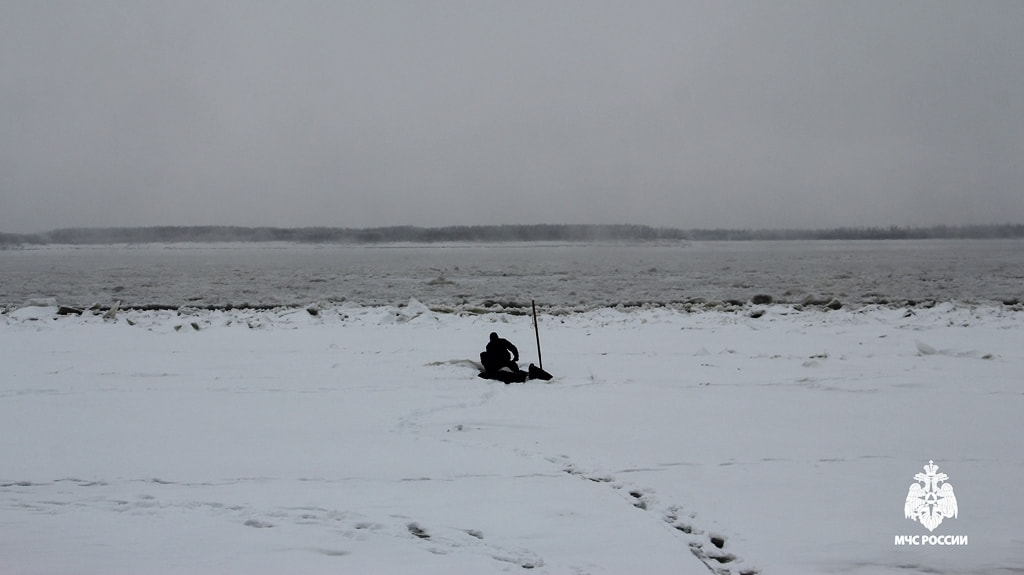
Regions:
[[550, 456, 760, 575], [0, 478, 543, 570], [402, 521, 544, 569], [5, 467, 755, 573], [236, 504, 544, 569]]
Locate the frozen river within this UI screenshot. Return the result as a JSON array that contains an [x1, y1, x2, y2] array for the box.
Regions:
[[2, 239, 1022, 311]]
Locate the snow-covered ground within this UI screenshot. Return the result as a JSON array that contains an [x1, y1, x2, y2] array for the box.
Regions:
[[2, 301, 1022, 574]]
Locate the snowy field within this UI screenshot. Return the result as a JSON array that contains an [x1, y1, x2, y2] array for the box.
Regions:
[[2, 300, 1022, 574]]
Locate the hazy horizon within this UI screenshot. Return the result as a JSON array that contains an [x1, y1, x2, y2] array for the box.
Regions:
[[7, 223, 1024, 248], [3, 2, 1023, 234]]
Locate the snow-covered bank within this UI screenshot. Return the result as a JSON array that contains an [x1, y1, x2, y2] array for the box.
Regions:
[[2, 303, 1022, 574]]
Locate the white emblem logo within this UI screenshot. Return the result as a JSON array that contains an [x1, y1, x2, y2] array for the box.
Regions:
[[905, 460, 958, 532]]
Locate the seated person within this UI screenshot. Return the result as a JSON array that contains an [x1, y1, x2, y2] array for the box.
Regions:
[[480, 332, 519, 374]]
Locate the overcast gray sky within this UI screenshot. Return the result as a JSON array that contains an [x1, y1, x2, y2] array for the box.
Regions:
[[2, 1, 1022, 233]]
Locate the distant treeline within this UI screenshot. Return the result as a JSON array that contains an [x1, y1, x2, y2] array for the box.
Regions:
[[2, 223, 1024, 246]]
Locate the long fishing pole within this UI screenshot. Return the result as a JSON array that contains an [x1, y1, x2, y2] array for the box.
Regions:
[[532, 299, 542, 370]]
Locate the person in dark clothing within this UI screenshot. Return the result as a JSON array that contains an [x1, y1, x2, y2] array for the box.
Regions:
[[480, 332, 519, 374]]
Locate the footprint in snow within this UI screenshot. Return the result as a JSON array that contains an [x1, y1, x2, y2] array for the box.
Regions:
[[407, 522, 430, 539], [244, 519, 274, 529], [404, 521, 543, 569]]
